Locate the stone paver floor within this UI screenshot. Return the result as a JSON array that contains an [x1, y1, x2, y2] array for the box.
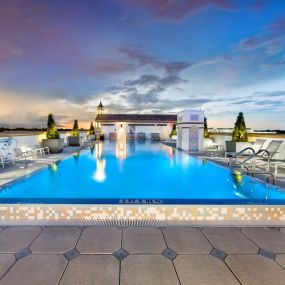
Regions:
[[1, 226, 285, 284]]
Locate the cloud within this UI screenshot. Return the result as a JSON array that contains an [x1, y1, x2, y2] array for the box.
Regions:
[[117, 46, 192, 75], [238, 15, 285, 53], [119, 0, 234, 21], [261, 54, 285, 70], [107, 71, 188, 106], [125, 74, 187, 87], [253, 90, 285, 97], [87, 59, 134, 75]]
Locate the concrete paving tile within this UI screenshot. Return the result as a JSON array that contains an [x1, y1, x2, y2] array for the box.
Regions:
[[77, 227, 121, 254], [60, 255, 119, 285], [122, 227, 166, 254], [163, 227, 212, 254], [275, 254, 285, 269], [242, 227, 285, 253], [121, 255, 179, 285], [203, 227, 258, 254], [0, 227, 41, 253], [279, 228, 285, 235], [30, 227, 81, 253], [0, 254, 67, 285], [0, 254, 16, 279], [174, 255, 239, 285], [226, 254, 285, 285]]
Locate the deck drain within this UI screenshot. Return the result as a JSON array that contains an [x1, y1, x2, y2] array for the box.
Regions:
[[15, 248, 32, 260], [113, 248, 129, 261], [162, 248, 178, 261], [259, 248, 276, 260], [64, 248, 80, 261], [211, 248, 227, 261]]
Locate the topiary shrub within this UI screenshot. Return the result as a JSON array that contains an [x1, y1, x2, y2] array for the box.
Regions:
[[89, 122, 95, 135], [232, 112, 248, 142], [46, 114, 59, 139], [204, 117, 209, 138], [170, 123, 177, 138], [70, 119, 80, 137]]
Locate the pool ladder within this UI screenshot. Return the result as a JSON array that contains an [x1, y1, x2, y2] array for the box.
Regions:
[[228, 149, 276, 185]]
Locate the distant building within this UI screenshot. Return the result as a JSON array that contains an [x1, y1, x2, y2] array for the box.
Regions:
[[94, 102, 177, 140]]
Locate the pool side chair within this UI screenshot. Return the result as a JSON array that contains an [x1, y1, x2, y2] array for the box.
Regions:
[[0, 154, 4, 168], [81, 138, 91, 147], [151, 133, 160, 141], [260, 140, 283, 159], [246, 140, 284, 175], [0, 149, 15, 168], [225, 139, 266, 158], [137, 132, 146, 140], [13, 147, 36, 161], [34, 145, 50, 156], [271, 160, 285, 175]]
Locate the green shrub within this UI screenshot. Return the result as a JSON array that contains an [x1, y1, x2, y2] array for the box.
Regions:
[[170, 124, 177, 137], [46, 114, 59, 139], [70, 119, 80, 137], [89, 122, 95, 135], [204, 117, 209, 138], [232, 112, 248, 142]]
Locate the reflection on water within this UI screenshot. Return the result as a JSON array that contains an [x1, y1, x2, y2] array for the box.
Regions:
[[169, 147, 175, 166], [95, 142, 103, 159], [73, 152, 80, 163], [231, 170, 243, 189], [90, 144, 95, 155], [93, 159, 106, 182], [49, 162, 59, 173], [116, 140, 127, 159], [93, 142, 106, 182]]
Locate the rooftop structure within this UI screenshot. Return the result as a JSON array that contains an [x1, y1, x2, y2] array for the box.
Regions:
[[94, 102, 177, 140], [95, 114, 177, 123]]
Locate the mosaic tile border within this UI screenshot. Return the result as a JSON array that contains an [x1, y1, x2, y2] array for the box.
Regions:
[[1, 204, 285, 226]]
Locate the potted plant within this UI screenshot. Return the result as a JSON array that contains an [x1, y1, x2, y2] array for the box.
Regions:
[[42, 114, 64, 153], [226, 112, 251, 152], [170, 123, 177, 139], [203, 117, 214, 148], [67, 119, 80, 146], [88, 122, 96, 141], [204, 117, 209, 138]]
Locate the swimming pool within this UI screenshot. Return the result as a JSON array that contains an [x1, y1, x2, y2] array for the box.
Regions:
[[0, 141, 285, 205]]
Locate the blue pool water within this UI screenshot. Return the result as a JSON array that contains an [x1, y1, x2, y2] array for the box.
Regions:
[[0, 141, 285, 204]]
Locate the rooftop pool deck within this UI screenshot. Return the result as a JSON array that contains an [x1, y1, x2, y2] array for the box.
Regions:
[[1, 141, 285, 226]]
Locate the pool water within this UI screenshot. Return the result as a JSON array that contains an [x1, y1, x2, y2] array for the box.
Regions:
[[1, 141, 285, 204]]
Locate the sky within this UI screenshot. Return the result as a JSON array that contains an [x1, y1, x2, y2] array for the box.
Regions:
[[0, 0, 285, 129]]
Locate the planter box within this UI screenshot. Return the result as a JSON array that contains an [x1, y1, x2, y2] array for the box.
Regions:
[[67, 136, 80, 146], [42, 139, 64, 153], [226, 141, 252, 152]]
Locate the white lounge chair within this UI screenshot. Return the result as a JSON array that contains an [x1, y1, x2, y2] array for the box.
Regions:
[[225, 139, 266, 158], [33, 145, 49, 156], [13, 147, 36, 160], [0, 148, 15, 168], [240, 140, 284, 183]]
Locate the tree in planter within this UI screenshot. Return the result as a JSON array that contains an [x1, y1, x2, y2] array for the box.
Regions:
[[170, 123, 177, 138], [89, 122, 95, 135], [204, 117, 209, 138], [232, 112, 248, 142], [70, 119, 80, 137], [46, 114, 59, 139]]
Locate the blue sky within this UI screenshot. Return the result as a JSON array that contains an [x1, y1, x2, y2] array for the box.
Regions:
[[0, 0, 284, 129]]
